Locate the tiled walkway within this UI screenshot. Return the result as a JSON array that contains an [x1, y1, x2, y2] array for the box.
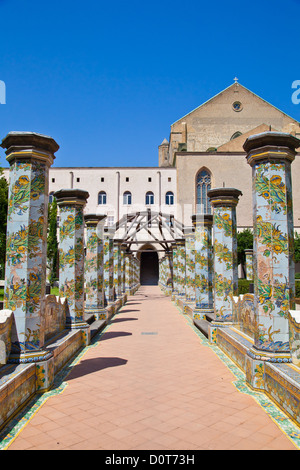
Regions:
[[2, 286, 300, 450]]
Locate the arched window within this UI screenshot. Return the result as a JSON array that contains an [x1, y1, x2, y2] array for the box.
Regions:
[[145, 191, 154, 205], [98, 191, 107, 205], [49, 191, 54, 204], [196, 169, 211, 214], [165, 191, 174, 205], [230, 131, 242, 140], [123, 191, 132, 205]]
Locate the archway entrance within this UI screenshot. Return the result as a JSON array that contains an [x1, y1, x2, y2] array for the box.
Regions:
[[140, 250, 159, 285]]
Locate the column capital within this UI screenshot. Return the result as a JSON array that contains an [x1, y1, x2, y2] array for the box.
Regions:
[[84, 213, 106, 226], [183, 227, 194, 237], [243, 131, 300, 167], [1, 131, 59, 166], [54, 188, 89, 207], [191, 214, 213, 227], [208, 187, 242, 207]]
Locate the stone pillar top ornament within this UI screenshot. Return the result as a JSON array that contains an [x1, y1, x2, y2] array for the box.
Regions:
[[191, 214, 213, 227], [84, 213, 107, 224], [1, 131, 59, 165], [54, 188, 89, 206], [243, 131, 300, 166], [208, 187, 242, 207]]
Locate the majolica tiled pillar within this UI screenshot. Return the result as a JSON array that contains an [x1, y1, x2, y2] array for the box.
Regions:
[[165, 251, 173, 295], [1, 131, 58, 364], [84, 214, 106, 320], [124, 251, 132, 293], [171, 242, 179, 299], [245, 249, 253, 281], [176, 239, 186, 297], [184, 229, 195, 304], [114, 240, 123, 298], [103, 228, 115, 304], [244, 132, 299, 369], [55, 189, 89, 340], [121, 246, 126, 294], [208, 187, 242, 323], [192, 214, 214, 320]]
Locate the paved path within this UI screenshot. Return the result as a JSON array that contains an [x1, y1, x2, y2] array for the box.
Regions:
[[4, 286, 299, 450]]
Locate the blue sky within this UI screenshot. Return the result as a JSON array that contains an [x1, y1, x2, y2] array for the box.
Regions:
[[0, 0, 299, 168]]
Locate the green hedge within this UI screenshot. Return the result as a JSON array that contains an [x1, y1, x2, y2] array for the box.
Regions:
[[238, 279, 251, 295]]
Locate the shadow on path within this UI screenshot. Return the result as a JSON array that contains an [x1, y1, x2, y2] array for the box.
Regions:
[[99, 331, 132, 341], [67, 357, 128, 380], [111, 317, 138, 323]]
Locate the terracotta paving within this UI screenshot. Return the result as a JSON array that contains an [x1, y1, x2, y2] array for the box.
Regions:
[[5, 286, 298, 450]]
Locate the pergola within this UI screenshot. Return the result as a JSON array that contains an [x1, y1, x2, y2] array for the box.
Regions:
[[111, 210, 186, 252]]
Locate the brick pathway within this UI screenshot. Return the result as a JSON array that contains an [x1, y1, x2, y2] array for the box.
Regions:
[[5, 286, 298, 450]]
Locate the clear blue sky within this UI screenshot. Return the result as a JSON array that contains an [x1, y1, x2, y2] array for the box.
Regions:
[[0, 0, 299, 168]]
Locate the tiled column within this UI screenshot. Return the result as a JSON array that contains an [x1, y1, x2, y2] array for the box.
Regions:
[[208, 187, 242, 323], [184, 229, 195, 304], [103, 228, 115, 305], [84, 214, 106, 320], [159, 256, 165, 289], [176, 239, 186, 297], [244, 132, 299, 371], [165, 251, 173, 295], [124, 252, 132, 293], [245, 249, 254, 281], [55, 189, 90, 343], [1, 131, 58, 365], [171, 242, 179, 300], [192, 214, 214, 320], [114, 240, 123, 298], [120, 246, 126, 294]]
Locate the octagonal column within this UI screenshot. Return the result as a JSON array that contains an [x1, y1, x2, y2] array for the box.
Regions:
[[124, 252, 132, 293], [175, 239, 186, 297], [192, 214, 214, 320], [114, 240, 123, 298], [245, 249, 254, 281], [208, 187, 242, 322], [184, 229, 195, 304], [103, 228, 115, 304], [55, 189, 89, 333], [120, 245, 126, 293], [171, 242, 179, 299], [244, 132, 299, 364], [84, 214, 106, 320], [1, 131, 58, 363]]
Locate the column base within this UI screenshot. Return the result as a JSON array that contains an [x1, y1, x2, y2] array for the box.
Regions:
[[193, 307, 214, 321], [8, 349, 54, 364], [207, 320, 234, 344], [85, 307, 107, 321], [8, 349, 55, 392], [66, 320, 91, 346], [246, 346, 292, 391]]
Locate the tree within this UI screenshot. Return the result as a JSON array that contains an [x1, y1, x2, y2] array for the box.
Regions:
[[0, 168, 8, 279], [237, 228, 253, 266], [47, 196, 58, 285]]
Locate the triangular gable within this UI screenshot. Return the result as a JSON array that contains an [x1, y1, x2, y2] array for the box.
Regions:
[[217, 124, 272, 152], [171, 82, 300, 127]]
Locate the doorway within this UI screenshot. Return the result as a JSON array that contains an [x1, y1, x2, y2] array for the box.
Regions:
[[140, 250, 159, 285]]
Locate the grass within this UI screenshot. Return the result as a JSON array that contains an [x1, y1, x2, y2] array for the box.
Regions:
[[0, 286, 59, 302]]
